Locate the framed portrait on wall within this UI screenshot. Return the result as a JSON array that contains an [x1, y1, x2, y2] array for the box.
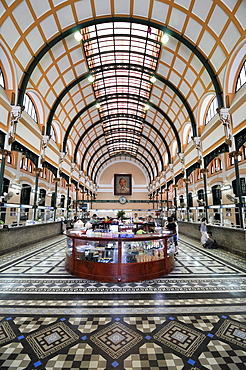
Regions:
[[114, 174, 132, 196]]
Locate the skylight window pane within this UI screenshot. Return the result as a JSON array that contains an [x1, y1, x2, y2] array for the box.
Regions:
[[81, 21, 162, 157]]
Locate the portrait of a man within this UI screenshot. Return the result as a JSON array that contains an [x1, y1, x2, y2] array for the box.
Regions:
[[114, 174, 132, 196]]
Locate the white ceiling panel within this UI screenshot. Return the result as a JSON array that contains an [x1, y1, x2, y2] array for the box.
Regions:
[[94, 0, 111, 16], [151, 0, 169, 23], [208, 5, 229, 35], [185, 17, 203, 44], [30, 0, 51, 18], [40, 14, 59, 40], [26, 28, 45, 54], [133, 0, 150, 18], [74, 0, 93, 21], [192, 0, 213, 22], [12, 1, 34, 33], [222, 22, 242, 53], [169, 7, 187, 33], [56, 5, 75, 29], [114, 0, 130, 14]]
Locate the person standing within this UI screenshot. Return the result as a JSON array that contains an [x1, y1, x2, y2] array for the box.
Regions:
[[200, 217, 208, 246], [166, 216, 178, 256]]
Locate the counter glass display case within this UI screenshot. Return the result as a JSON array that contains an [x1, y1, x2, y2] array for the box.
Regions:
[[65, 230, 175, 282]]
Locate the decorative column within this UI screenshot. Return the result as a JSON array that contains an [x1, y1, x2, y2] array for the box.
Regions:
[[66, 183, 72, 220], [33, 168, 43, 220], [7, 105, 23, 146], [53, 177, 60, 221], [165, 188, 169, 216], [0, 150, 11, 197], [200, 168, 209, 221], [218, 108, 244, 228], [160, 188, 163, 210], [173, 184, 178, 219], [183, 178, 190, 220], [75, 187, 79, 216], [39, 133, 51, 167], [229, 151, 243, 228], [1, 106, 22, 196]]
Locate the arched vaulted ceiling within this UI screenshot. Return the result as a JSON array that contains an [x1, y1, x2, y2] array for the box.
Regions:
[[1, 0, 245, 183]]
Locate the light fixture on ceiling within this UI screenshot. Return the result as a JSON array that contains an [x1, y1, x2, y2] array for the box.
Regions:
[[161, 33, 169, 44], [150, 76, 157, 83], [74, 30, 82, 41], [95, 102, 100, 109], [88, 75, 95, 83], [144, 104, 150, 110]]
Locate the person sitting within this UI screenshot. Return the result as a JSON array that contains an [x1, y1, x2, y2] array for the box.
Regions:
[[90, 214, 98, 223], [133, 212, 139, 223], [203, 232, 218, 249], [145, 215, 155, 233], [136, 226, 146, 234]]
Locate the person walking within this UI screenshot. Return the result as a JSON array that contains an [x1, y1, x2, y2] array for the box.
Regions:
[[200, 217, 208, 246]]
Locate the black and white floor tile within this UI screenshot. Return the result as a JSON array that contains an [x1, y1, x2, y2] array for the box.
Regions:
[[0, 234, 246, 369]]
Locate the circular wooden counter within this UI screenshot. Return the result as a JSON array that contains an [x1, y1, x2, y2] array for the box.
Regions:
[[65, 231, 175, 282]]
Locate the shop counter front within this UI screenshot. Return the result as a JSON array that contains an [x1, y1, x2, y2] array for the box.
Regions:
[[65, 230, 175, 282]]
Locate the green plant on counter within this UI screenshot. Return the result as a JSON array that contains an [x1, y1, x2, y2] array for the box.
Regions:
[[0, 220, 5, 225], [117, 210, 126, 220]]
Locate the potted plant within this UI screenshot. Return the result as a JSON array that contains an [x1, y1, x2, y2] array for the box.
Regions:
[[0, 220, 4, 229], [117, 210, 126, 220]]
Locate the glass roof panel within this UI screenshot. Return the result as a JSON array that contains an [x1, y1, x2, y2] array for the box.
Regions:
[[81, 22, 162, 156]]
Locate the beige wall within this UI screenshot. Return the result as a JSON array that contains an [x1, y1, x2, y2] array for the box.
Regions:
[[91, 161, 154, 213]]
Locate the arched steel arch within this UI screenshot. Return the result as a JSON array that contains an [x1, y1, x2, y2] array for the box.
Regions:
[[46, 70, 195, 139], [72, 116, 171, 166], [84, 140, 157, 180], [80, 129, 164, 172], [17, 18, 223, 114], [62, 98, 180, 153], [93, 152, 153, 184], [81, 134, 158, 175]]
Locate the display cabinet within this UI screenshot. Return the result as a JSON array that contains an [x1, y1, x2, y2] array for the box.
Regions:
[[65, 231, 175, 282]]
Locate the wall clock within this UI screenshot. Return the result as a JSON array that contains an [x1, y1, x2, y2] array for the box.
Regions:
[[119, 196, 127, 204]]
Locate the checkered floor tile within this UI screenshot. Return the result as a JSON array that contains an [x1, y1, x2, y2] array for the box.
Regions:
[[0, 235, 245, 369]]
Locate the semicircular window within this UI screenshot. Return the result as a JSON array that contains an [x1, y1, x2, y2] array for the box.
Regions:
[[23, 93, 38, 122], [0, 68, 5, 88], [205, 97, 218, 125], [235, 60, 246, 92]]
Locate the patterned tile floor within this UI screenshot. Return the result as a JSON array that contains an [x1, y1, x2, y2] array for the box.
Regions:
[[0, 234, 246, 369]]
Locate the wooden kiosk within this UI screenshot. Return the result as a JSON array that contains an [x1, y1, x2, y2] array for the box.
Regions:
[[65, 230, 175, 282]]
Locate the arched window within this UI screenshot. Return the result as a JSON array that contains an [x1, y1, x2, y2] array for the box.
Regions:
[[40, 168, 47, 179], [50, 125, 57, 143], [187, 128, 193, 143], [20, 157, 28, 171], [229, 146, 245, 166], [61, 178, 67, 188], [235, 60, 246, 92], [196, 169, 203, 180], [212, 185, 221, 206], [23, 93, 38, 122], [0, 68, 5, 88], [20, 157, 34, 173], [188, 192, 193, 207], [6, 154, 12, 164], [205, 97, 218, 125]]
